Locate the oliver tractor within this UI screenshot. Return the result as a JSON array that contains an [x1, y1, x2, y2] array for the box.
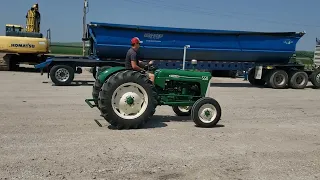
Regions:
[[85, 60, 222, 129]]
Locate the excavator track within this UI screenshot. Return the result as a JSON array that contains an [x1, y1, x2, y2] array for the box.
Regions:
[[0, 53, 10, 71]]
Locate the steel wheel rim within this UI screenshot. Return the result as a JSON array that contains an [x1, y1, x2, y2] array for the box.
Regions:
[[198, 104, 217, 123], [55, 68, 70, 82], [178, 106, 191, 112], [111, 82, 149, 120]]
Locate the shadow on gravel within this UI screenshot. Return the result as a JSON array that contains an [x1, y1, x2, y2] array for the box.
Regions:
[[50, 80, 95, 86], [10, 67, 42, 73], [210, 82, 264, 88], [96, 115, 225, 130], [210, 82, 317, 89]]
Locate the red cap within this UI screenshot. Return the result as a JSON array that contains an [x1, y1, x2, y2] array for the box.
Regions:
[[131, 37, 142, 44]]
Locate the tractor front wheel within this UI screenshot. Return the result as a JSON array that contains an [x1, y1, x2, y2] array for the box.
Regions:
[[191, 97, 222, 128], [172, 106, 191, 116], [98, 70, 157, 129]]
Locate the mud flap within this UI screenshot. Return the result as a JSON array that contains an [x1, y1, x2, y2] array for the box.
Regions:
[[255, 66, 263, 79]]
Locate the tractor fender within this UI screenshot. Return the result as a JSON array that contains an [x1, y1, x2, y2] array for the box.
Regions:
[[97, 66, 126, 83]]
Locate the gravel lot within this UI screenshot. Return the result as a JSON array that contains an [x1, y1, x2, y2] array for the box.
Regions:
[[0, 70, 320, 180]]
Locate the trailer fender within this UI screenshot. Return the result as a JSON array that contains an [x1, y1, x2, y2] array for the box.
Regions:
[[97, 66, 126, 83], [34, 58, 53, 70]]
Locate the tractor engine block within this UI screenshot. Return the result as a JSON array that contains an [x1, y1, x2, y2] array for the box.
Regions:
[[163, 80, 201, 98]]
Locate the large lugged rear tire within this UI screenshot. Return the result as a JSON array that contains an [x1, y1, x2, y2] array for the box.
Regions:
[[191, 97, 222, 128], [91, 66, 112, 109], [98, 70, 158, 129]]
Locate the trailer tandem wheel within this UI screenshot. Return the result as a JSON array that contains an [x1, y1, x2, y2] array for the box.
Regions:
[[288, 70, 308, 89], [49, 64, 75, 86], [310, 69, 320, 89], [267, 69, 288, 89]]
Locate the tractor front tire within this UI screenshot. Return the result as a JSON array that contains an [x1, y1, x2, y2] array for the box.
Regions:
[[191, 97, 222, 128], [172, 106, 191, 116], [98, 70, 158, 129]]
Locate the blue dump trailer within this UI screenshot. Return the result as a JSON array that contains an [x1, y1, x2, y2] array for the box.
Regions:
[[35, 22, 320, 89], [87, 22, 303, 64]]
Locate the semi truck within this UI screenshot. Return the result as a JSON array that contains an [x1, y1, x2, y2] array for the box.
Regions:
[[34, 22, 320, 89]]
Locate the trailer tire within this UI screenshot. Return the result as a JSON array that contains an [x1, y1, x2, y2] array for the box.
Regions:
[[267, 69, 288, 89], [172, 106, 191, 116], [98, 70, 158, 129], [310, 69, 320, 89], [191, 97, 222, 128], [248, 68, 266, 86], [288, 70, 308, 89], [49, 65, 74, 86]]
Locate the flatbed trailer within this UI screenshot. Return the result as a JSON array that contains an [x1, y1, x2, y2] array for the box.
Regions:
[[34, 54, 320, 89], [35, 54, 255, 86], [34, 55, 125, 85]]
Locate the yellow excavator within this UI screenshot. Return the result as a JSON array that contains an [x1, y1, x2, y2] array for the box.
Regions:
[[0, 3, 51, 71]]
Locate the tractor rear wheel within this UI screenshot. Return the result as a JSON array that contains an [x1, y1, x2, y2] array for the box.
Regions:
[[98, 70, 158, 129], [172, 106, 191, 116], [191, 97, 222, 128], [91, 66, 112, 109]]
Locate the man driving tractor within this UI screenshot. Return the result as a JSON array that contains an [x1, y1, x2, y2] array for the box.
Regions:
[[125, 37, 155, 83]]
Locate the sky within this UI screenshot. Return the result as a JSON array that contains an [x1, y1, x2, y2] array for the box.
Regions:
[[0, 0, 319, 51]]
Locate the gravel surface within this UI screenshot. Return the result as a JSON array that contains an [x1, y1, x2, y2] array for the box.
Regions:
[[0, 70, 320, 180]]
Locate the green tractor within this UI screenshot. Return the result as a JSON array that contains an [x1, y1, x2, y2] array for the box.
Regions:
[[85, 60, 222, 129]]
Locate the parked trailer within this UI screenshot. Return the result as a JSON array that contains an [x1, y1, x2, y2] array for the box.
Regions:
[[34, 22, 320, 89]]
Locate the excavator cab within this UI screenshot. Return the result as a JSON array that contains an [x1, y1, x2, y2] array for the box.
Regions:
[[5, 3, 43, 38], [5, 24, 24, 33]]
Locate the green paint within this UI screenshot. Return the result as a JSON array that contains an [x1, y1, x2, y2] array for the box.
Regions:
[[97, 66, 126, 83], [126, 96, 134, 105], [154, 69, 211, 96], [205, 110, 210, 117], [88, 67, 212, 109]]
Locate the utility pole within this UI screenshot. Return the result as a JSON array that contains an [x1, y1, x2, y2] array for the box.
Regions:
[[82, 0, 89, 56]]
